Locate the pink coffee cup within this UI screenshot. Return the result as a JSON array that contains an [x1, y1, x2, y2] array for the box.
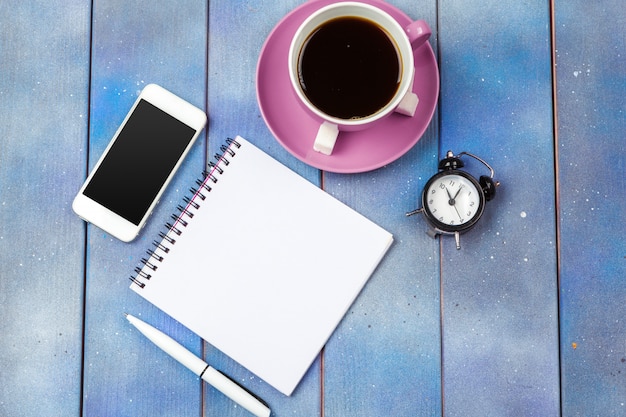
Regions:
[[288, 2, 431, 155]]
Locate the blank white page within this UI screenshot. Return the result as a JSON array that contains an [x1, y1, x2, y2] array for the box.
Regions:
[[131, 136, 393, 396]]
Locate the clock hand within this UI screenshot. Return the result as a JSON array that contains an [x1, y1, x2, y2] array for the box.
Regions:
[[453, 204, 463, 221], [445, 187, 455, 206], [445, 187, 462, 221], [453, 186, 463, 200]]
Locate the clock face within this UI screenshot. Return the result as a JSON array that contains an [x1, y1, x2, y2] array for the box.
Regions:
[[422, 171, 485, 232]]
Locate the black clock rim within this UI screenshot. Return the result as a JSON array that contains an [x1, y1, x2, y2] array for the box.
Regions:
[[420, 169, 486, 233]]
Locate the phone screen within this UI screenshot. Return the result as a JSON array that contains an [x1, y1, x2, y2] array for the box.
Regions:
[[83, 99, 197, 225]]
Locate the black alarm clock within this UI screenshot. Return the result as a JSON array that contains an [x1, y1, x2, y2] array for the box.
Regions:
[[406, 150, 499, 249]]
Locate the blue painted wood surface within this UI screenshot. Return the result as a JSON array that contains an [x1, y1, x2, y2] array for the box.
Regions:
[[81, 1, 208, 416], [555, 0, 626, 415], [1, 0, 624, 416], [438, 1, 560, 415], [0, 2, 90, 416]]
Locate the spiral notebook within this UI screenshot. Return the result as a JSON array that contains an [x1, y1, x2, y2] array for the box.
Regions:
[[130, 136, 393, 396]]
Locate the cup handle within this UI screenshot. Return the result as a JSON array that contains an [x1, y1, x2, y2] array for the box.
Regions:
[[405, 20, 431, 49], [313, 121, 339, 155]]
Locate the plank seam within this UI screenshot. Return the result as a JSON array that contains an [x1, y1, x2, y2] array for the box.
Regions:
[[548, 0, 564, 415], [79, 1, 96, 416]]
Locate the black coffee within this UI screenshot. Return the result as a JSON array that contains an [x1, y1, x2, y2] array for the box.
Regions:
[[298, 16, 401, 120]]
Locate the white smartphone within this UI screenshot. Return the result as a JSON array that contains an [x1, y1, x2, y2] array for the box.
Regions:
[[72, 84, 207, 242]]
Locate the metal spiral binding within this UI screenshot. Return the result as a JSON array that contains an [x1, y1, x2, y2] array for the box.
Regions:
[[176, 204, 195, 219], [158, 230, 176, 245], [129, 137, 241, 288]]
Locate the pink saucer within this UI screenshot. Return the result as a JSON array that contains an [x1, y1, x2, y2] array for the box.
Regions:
[[256, 0, 439, 173]]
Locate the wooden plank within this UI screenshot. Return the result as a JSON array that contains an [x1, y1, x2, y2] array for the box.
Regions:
[[438, 1, 560, 415], [0, 2, 91, 416], [323, 138, 442, 416], [554, 0, 626, 415], [82, 1, 208, 416], [321, 0, 442, 415], [206, 0, 323, 414]]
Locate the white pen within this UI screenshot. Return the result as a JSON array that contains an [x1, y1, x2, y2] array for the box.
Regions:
[[125, 314, 271, 417]]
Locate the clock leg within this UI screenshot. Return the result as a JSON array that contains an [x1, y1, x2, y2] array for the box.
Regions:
[[405, 208, 423, 217]]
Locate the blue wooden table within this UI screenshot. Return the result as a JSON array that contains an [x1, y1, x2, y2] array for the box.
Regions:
[[1, 0, 624, 416]]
